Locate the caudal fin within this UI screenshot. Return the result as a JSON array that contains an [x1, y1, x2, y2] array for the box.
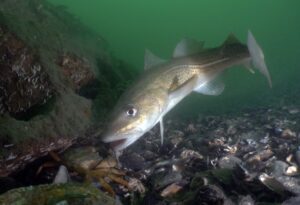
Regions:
[[247, 31, 272, 87]]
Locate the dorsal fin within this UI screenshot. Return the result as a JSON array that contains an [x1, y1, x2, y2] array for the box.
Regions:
[[173, 38, 204, 58], [144, 49, 166, 70], [222, 33, 241, 47]]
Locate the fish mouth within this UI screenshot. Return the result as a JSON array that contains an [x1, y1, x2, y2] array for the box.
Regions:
[[102, 131, 143, 152], [101, 131, 130, 144], [106, 137, 137, 152], [109, 138, 127, 150], [101, 135, 128, 152]]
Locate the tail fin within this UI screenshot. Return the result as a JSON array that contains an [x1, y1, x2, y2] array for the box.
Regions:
[[247, 31, 272, 87]]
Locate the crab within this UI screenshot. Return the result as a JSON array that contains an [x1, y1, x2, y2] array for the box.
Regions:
[[36, 146, 142, 196]]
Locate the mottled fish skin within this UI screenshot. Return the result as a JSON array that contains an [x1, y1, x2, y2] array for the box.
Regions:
[[101, 31, 271, 154]]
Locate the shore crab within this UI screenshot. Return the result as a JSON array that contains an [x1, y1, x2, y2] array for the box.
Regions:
[[36, 145, 135, 196]]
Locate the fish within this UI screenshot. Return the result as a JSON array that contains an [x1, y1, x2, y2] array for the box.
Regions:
[[101, 31, 272, 155]]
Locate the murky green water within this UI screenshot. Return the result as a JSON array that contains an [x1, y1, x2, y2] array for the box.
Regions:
[[48, 0, 300, 115]]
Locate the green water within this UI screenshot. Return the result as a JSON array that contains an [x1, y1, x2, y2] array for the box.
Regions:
[[48, 0, 300, 115]]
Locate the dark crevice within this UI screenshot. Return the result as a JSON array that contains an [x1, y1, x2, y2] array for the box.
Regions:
[[10, 95, 56, 121]]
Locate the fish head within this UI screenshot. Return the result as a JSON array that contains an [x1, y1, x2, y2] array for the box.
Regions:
[[101, 91, 164, 152]]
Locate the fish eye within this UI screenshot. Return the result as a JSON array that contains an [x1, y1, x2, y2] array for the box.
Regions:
[[126, 107, 137, 117]]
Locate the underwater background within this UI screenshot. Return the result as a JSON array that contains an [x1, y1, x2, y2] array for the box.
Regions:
[[49, 0, 300, 116], [1, 1, 300, 204]]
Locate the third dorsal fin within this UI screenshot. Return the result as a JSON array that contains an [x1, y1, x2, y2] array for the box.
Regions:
[[222, 33, 241, 47]]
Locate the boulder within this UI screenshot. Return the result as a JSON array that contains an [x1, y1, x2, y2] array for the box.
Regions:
[[0, 0, 134, 176]]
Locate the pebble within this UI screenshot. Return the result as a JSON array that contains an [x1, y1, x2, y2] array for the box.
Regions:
[[180, 149, 203, 160], [218, 155, 242, 169], [153, 171, 182, 190], [238, 195, 255, 205], [288, 109, 299, 114], [53, 165, 70, 184], [281, 129, 297, 138], [272, 160, 289, 177], [120, 152, 145, 171], [282, 196, 300, 205], [160, 183, 183, 197]]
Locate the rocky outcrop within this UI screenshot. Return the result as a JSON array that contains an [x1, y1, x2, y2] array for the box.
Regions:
[[0, 26, 55, 118], [58, 53, 95, 93], [0, 0, 134, 176]]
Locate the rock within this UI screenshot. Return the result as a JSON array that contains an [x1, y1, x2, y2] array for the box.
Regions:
[[259, 134, 270, 144], [0, 183, 115, 205], [294, 150, 300, 167], [141, 193, 167, 205], [0, 0, 134, 177], [0, 177, 21, 194], [142, 150, 158, 161], [218, 155, 242, 169], [120, 152, 146, 171], [258, 173, 288, 196], [195, 185, 234, 205], [245, 149, 274, 171], [152, 171, 182, 190], [285, 165, 299, 176], [57, 52, 96, 93], [273, 127, 283, 136], [160, 183, 183, 197], [190, 173, 210, 190], [282, 196, 300, 205], [271, 160, 289, 177], [281, 129, 297, 139], [0, 26, 55, 118], [288, 108, 299, 115], [211, 168, 234, 186], [185, 123, 197, 134], [180, 149, 203, 160], [169, 130, 184, 147], [53, 165, 70, 184], [226, 124, 237, 135], [276, 175, 300, 195], [238, 195, 255, 205]]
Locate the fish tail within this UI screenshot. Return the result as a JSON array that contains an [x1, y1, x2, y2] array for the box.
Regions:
[[247, 31, 272, 87]]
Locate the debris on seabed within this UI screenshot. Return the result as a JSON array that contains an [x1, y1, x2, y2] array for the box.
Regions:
[[1, 105, 300, 204]]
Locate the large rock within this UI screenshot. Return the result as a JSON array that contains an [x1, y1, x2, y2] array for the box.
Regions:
[[57, 52, 95, 93], [0, 26, 55, 118], [0, 0, 134, 176]]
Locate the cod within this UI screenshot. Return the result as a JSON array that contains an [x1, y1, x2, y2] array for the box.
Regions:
[[102, 31, 272, 155]]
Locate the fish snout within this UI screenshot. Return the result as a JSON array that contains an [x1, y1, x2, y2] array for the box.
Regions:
[[101, 128, 129, 151], [101, 129, 120, 143], [101, 127, 144, 152]]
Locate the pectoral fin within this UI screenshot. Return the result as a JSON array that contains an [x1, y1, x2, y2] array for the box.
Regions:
[[194, 78, 225, 96], [167, 76, 198, 115], [169, 75, 198, 99], [160, 118, 164, 145]]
